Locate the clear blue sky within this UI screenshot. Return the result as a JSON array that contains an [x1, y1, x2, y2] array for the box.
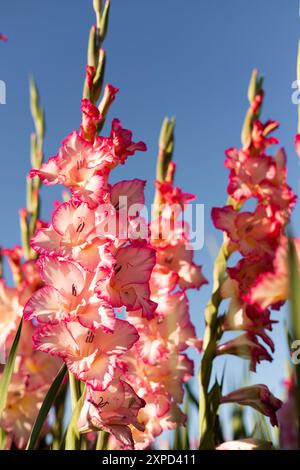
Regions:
[[1, 0, 300, 442]]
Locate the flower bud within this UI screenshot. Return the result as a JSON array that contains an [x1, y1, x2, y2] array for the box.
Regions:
[[221, 384, 282, 427]]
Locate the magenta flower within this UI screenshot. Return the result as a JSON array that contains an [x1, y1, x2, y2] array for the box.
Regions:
[[221, 384, 282, 427]]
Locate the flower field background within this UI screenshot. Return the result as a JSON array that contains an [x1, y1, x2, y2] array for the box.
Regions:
[[0, 0, 300, 451]]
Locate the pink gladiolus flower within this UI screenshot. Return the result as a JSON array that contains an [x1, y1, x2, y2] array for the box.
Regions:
[[217, 332, 273, 372], [0, 281, 21, 353], [212, 204, 281, 257], [222, 301, 276, 337], [78, 378, 145, 449], [128, 292, 201, 365], [245, 119, 279, 155], [221, 384, 282, 427], [30, 200, 105, 271], [24, 256, 115, 331], [155, 241, 207, 290], [30, 131, 108, 209], [110, 118, 147, 164], [0, 376, 47, 448], [33, 319, 138, 391], [95, 244, 157, 319], [155, 181, 195, 208], [80, 99, 102, 141], [247, 238, 300, 311]]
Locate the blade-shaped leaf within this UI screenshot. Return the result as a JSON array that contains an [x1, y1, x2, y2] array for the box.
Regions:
[[26, 364, 67, 450], [288, 235, 300, 448], [0, 318, 23, 419]]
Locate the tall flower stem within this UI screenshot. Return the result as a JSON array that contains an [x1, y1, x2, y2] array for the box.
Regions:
[[198, 69, 264, 449], [199, 235, 229, 449]]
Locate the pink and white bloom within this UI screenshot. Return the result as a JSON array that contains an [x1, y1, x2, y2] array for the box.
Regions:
[[0, 281, 21, 353], [24, 256, 115, 331], [212, 204, 281, 257], [31, 200, 105, 271], [30, 131, 109, 209], [128, 292, 201, 365], [95, 244, 157, 319], [78, 377, 145, 449], [33, 319, 138, 391], [155, 240, 207, 290]]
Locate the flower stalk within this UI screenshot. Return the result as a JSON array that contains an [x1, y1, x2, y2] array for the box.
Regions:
[[198, 70, 264, 449]]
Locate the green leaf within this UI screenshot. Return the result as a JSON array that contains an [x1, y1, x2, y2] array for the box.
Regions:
[[288, 237, 300, 340], [288, 235, 300, 448], [96, 430, 109, 450], [0, 318, 23, 419], [65, 387, 85, 450], [0, 428, 7, 450], [26, 364, 67, 450], [185, 382, 199, 409]]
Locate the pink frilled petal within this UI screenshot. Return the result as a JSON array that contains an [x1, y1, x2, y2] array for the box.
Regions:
[[78, 378, 145, 449], [150, 265, 178, 296], [115, 245, 156, 284], [33, 320, 138, 390], [178, 261, 208, 290], [33, 322, 80, 358], [70, 173, 104, 209], [80, 99, 102, 141], [0, 281, 21, 349], [23, 286, 68, 324], [52, 200, 95, 239], [110, 179, 146, 209], [246, 237, 299, 311], [33, 322, 115, 390], [247, 271, 288, 312], [68, 353, 115, 391], [99, 319, 139, 355], [211, 205, 238, 239], [30, 157, 61, 184], [136, 337, 168, 366], [156, 241, 207, 290], [110, 119, 147, 161], [95, 245, 157, 318], [295, 134, 300, 158], [106, 425, 135, 449], [30, 227, 63, 256], [39, 257, 86, 300], [77, 302, 116, 332]]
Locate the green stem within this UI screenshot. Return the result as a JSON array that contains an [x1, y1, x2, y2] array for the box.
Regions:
[[96, 430, 109, 450], [198, 236, 229, 449], [69, 372, 81, 411]]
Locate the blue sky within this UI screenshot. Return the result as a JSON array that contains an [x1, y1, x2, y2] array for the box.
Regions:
[[1, 0, 300, 442]]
